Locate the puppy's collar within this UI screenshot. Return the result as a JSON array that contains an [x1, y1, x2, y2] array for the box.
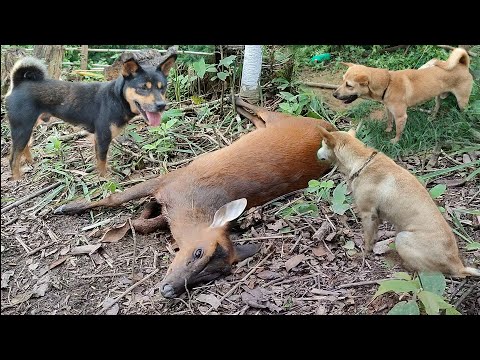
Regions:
[[350, 151, 378, 181], [381, 80, 390, 100]]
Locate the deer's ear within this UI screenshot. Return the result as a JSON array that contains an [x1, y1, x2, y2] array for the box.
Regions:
[[210, 198, 248, 228]]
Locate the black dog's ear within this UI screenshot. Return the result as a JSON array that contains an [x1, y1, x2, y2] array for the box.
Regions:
[[158, 48, 177, 77], [121, 53, 142, 77]]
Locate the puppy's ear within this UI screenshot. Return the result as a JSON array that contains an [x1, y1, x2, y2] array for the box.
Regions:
[[347, 128, 357, 137], [121, 56, 142, 78], [318, 126, 337, 147], [354, 74, 369, 86], [158, 53, 177, 77], [340, 62, 355, 68]]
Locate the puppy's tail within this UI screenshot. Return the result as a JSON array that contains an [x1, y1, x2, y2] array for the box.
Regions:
[[443, 48, 470, 70], [460, 266, 480, 277], [6, 56, 48, 96]]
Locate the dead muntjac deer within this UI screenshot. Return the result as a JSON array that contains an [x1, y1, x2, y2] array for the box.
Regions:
[[54, 96, 337, 299]]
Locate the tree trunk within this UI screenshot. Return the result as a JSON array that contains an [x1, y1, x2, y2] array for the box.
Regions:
[[1, 47, 27, 96], [80, 45, 89, 70], [240, 45, 262, 104], [33, 45, 64, 79]]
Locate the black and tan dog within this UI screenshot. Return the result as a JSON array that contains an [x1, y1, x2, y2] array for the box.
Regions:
[[5, 50, 177, 180]]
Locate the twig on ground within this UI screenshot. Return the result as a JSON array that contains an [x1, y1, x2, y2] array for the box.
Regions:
[[26, 242, 53, 257], [14, 236, 31, 253], [96, 268, 159, 314], [1, 182, 62, 214], [58, 130, 89, 141], [82, 272, 127, 279], [336, 279, 387, 289], [300, 82, 338, 90], [129, 218, 137, 281], [454, 283, 478, 308], [234, 235, 294, 242]]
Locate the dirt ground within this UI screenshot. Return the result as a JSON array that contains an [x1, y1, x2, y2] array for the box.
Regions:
[[1, 72, 479, 315]]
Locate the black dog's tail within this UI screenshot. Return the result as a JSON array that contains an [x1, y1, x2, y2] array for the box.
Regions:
[[6, 56, 48, 96]]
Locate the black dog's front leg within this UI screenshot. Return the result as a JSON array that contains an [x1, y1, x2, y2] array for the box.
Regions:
[[94, 126, 113, 177]]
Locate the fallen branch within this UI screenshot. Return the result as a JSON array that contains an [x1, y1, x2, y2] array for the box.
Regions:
[[96, 268, 159, 314], [1, 182, 62, 214], [300, 82, 338, 90], [437, 45, 477, 57], [336, 279, 387, 289]]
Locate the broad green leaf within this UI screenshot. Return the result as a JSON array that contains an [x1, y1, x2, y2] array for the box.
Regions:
[[387, 300, 420, 315], [418, 272, 445, 296], [418, 291, 440, 315], [219, 55, 236, 67], [308, 180, 321, 188], [393, 272, 411, 281], [466, 242, 480, 251], [343, 240, 355, 250], [332, 182, 347, 204], [278, 103, 292, 112], [293, 202, 319, 217], [279, 91, 296, 101], [374, 279, 420, 299], [321, 180, 335, 188], [438, 206, 446, 213], [205, 65, 217, 73], [331, 202, 350, 215], [192, 58, 207, 78], [216, 72, 228, 81], [429, 184, 447, 199], [305, 110, 321, 119], [445, 306, 461, 315], [129, 131, 143, 143]]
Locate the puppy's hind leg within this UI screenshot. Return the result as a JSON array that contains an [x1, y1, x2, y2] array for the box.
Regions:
[[390, 107, 408, 144], [430, 96, 441, 119], [360, 210, 380, 252], [385, 107, 394, 133]]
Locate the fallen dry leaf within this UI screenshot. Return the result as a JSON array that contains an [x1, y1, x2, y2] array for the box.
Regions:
[[69, 244, 102, 255], [100, 222, 131, 243], [285, 254, 305, 272], [256, 270, 281, 280], [312, 244, 327, 257], [313, 222, 330, 242], [49, 256, 70, 270], [325, 232, 336, 242], [28, 263, 39, 271], [60, 245, 70, 256], [32, 274, 51, 297], [266, 301, 282, 313], [196, 294, 221, 310], [106, 303, 120, 315], [1, 270, 14, 289], [241, 288, 267, 309], [267, 219, 287, 232], [373, 238, 395, 255]]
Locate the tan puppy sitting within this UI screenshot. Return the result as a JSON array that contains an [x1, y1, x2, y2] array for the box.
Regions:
[[333, 48, 473, 144], [316, 127, 479, 277]]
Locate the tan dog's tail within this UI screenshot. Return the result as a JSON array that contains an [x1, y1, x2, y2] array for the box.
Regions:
[[460, 266, 480, 277], [443, 48, 470, 70]]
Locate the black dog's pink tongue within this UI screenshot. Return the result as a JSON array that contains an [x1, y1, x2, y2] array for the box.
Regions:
[[146, 112, 161, 126]]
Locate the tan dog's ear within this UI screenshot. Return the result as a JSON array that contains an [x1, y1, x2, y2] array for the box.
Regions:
[[318, 127, 337, 147], [354, 74, 369, 86], [347, 128, 357, 137], [340, 62, 355, 68]]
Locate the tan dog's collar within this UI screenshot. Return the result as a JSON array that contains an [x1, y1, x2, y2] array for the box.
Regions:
[[350, 151, 378, 181], [381, 77, 391, 100]]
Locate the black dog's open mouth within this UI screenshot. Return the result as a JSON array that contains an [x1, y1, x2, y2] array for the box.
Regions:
[[135, 101, 162, 126], [341, 95, 358, 104]]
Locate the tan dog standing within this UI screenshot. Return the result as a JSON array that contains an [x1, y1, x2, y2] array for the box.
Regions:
[[316, 127, 479, 277], [333, 48, 473, 144]]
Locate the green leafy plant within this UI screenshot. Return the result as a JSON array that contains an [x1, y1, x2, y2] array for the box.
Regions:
[[281, 201, 319, 218], [142, 108, 183, 155], [331, 182, 351, 215], [373, 272, 461, 315], [305, 179, 334, 201]]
